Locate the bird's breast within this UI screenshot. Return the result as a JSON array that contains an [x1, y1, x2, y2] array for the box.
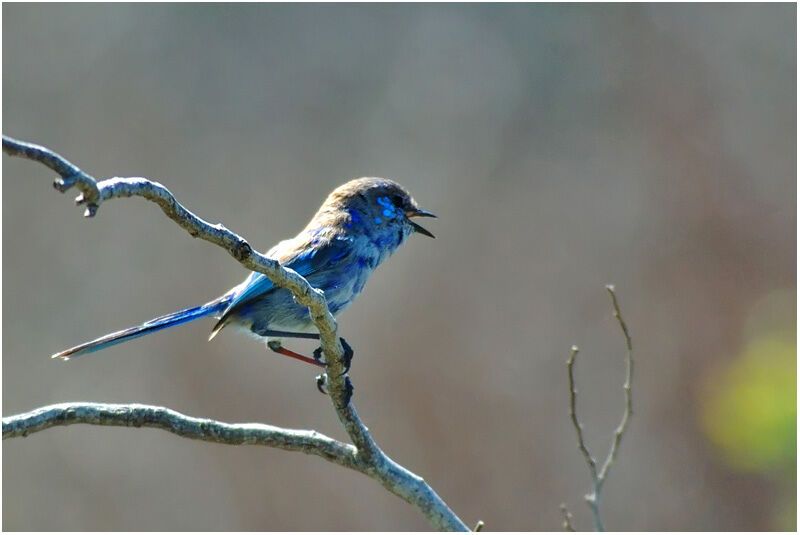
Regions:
[[313, 252, 378, 313]]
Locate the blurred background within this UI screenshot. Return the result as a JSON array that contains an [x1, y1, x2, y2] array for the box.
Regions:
[[3, 4, 795, 531]]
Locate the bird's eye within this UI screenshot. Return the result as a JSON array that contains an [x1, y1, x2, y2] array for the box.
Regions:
[[391, 194, 404, 208]]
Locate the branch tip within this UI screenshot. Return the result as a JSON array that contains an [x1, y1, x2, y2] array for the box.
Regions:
[[559, 504, 575, 532], [562, 286, 634, 531]]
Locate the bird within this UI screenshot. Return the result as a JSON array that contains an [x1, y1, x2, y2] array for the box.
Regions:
[[52, 177, 436, 381]]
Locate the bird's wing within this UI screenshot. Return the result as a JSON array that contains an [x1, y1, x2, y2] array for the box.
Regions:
[[210, 234, 354, 336]]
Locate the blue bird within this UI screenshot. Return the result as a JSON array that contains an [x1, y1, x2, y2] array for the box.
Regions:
[[52, 177, 436, 370]]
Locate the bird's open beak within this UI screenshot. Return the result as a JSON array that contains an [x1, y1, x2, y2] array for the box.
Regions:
[[407, 208, 436, 238]]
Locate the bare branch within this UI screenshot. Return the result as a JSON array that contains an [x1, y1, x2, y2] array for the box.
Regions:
[[562, 285, 634, 531], [2, 135, 469, 532], [3, 402, 359, 469]]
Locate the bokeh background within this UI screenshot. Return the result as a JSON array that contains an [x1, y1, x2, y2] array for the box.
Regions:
[[3, 4, 796, 531]]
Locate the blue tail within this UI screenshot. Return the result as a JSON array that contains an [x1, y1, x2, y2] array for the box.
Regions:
[[52, 296, 230, 360]]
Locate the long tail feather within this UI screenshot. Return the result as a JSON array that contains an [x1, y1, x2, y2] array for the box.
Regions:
[[52, 296, 230, 360]]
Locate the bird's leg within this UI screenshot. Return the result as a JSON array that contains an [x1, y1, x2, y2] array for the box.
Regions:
[[267, 337, 354, 404], [266, 340, 325, 368], [263, 332, 351, 371], [262, 330, 320, 340]]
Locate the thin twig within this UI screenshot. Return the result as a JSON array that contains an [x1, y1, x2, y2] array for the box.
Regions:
[[2, 135, 469, 532], [597, 285, 633, 485], [563, 285, 633, 531], [567, 345, 598, 482], [559, 504, 575, 532], [473, 520, 485, 532]]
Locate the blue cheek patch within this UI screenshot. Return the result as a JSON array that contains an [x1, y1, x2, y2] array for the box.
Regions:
[[376, 196, 403, 219]]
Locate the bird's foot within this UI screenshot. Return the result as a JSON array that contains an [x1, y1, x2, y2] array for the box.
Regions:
[[316, 373, 328, 395], [315, 374, 354, 407], [312, 346, 327, 366], [313, 336, 353, 375], [339, 337, 354, 374], [340, 376, 354, 407]]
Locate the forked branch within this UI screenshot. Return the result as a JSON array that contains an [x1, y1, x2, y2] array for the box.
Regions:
[[562, 285, 633, 531], [2, 135, 470, 532]]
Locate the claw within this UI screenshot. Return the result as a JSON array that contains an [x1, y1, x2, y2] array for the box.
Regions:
[[316, 373, 329, 395], [340, 376, 354, 407], [316, 373, 352, 406], [339, 337, 354, 375], [312, 346, 326, 365]]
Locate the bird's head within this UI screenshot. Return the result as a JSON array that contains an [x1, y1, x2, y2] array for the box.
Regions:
[[325, 177, 436, 239]]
